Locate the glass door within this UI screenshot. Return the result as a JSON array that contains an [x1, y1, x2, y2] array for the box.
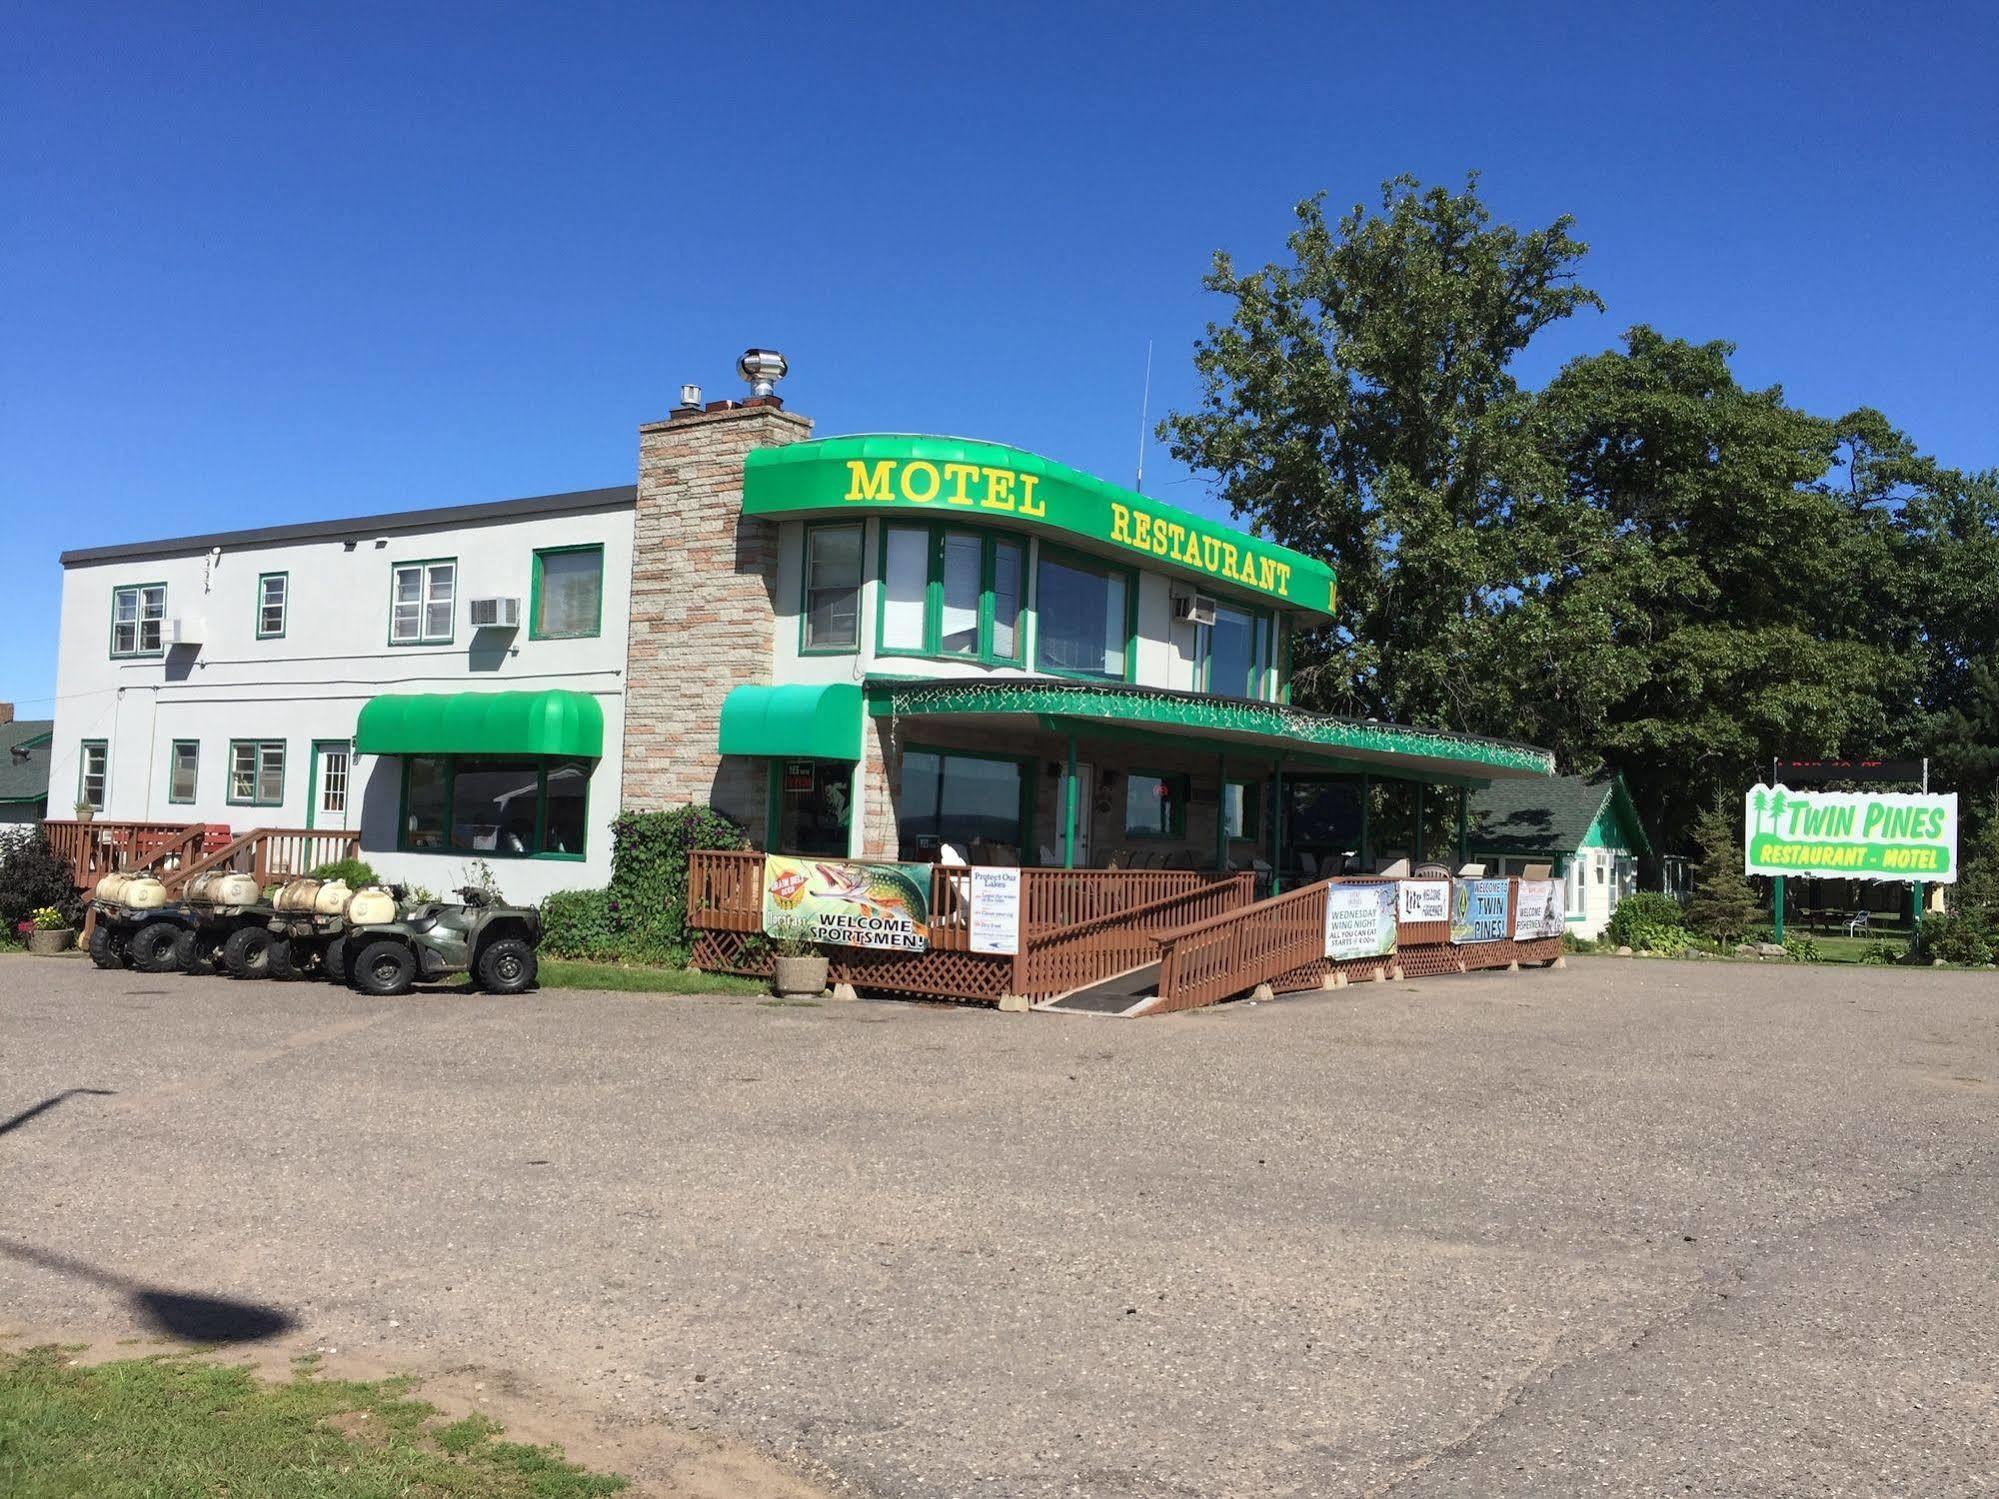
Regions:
[[309, 740, 352, 830]]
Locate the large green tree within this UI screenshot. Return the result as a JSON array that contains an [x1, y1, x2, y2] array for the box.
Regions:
[[1159, 174, 1601, 731]]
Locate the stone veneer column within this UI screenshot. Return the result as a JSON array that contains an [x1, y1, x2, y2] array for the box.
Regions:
[[621, 401, 813, 842]]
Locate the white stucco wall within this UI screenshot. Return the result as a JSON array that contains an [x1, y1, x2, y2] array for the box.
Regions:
[[48, 500, 634, 905]]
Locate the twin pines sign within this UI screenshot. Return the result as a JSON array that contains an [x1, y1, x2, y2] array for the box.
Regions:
[[1743, 784, 1957, 883]]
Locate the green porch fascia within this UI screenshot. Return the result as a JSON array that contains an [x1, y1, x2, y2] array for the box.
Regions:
[[864, 677, 1554, 786], [743, 434, 1338, 621]]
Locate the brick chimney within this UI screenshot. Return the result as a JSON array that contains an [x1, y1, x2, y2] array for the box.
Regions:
[[0, 702, 13, 725], [620, 382, 811, 841]]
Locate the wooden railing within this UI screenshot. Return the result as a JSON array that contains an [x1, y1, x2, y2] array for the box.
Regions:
[[686, 851, 1211, 952], [42, 820, 208, 890], [163, 827, 361, 894], [1152, 878, 1339, 1015], [1014, 873, 1255, 1000]]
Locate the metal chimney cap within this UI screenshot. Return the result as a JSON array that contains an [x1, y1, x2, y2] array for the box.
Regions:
[[737, 348, 788, 398], [677, 383, 703, 410]]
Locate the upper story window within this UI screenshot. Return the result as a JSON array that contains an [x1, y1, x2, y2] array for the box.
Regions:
[[1035, 548, 1130, 681], [801, 523, 862, 653], [257, 573, 288, 639], [1198, 603, 1274, 700], [879, 524, 1025, 665], [391, 559, 456, 645], [110, 583, 166, 657], [532, 545, 603, 639]]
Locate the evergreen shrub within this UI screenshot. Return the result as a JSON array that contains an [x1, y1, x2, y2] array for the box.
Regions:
[[0, 832, 81, 933], [1604, 891, 1686, 950]]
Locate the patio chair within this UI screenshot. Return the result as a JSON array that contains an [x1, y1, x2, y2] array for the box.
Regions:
[[1845, 909, 1871, 938], [938, 842, 969, 867], [1414, 862, 1453, 881], [1297, 851, 1320, 879]]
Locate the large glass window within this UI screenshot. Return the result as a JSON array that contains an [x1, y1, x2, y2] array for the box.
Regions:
[[1290, 779, 1364, 870], [110, 583, 166, 657], [879, 526, 1025, 664], [1199, 603, 1274, 699], [1124, 772, 1186, 839], [898, 750, 1026, 862], [773, 759, 853, 857], [391, 560, 455, 644], [228, 739, 285, 806], [1222, 780, 1259, 841], [1035, 551, 1128, 680], [168, 741, 200, 804], [881, 525, 929, 651], [399, 756, 591, 857], [533, 545, 603, 639], [938, 532, 982, 655], [802, 524, 862, 651], [257, 573, 288, 639], [78, 741, 107, 811]]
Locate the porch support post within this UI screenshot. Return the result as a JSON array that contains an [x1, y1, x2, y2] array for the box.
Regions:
[[1063, 733, 1078, 870], [1456, 787, 1469, 868], [1215, 752, 1228, 874], [1273, 762, 1285, 894], [1360, 774, 1372, 871], [1415, 783, 1427, 864]]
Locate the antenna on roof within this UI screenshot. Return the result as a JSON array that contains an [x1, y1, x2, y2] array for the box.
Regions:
[[1135, 339, 1153, 494]]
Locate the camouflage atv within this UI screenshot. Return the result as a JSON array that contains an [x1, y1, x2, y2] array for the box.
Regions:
[[343, 886, 542, 997]]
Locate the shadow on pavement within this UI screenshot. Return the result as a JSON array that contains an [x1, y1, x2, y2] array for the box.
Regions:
[[0, 1239, 297, 1345], [0, 1088, 116, 1138]]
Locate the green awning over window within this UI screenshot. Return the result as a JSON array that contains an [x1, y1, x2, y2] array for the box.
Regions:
[[354, 690, 604, 758], [718, 683, 862, 761]]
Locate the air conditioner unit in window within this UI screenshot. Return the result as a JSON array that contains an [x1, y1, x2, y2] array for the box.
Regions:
[[470, 596, 521, 630], [162, 618, 201, 646], [1173, 593, 1218, 627]]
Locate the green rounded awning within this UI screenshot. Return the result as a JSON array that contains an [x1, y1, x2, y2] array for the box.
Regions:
[[354, 690, 604, 759], [718, 682, 862, 760]]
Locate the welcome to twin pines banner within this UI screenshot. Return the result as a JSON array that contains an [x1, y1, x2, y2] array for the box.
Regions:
[[1742, 784, 1957, 884]]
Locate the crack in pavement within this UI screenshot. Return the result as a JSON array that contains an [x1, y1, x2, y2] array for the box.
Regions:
[[1365, 1149, 1997, 1496]]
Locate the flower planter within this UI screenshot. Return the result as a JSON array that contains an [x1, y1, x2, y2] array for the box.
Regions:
[[28, 928, 75, 956], [772, 954, 829, 999]]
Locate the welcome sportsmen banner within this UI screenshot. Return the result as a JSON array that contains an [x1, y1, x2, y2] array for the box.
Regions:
[[1513, 880, 1565, 940], [762, 857, 931, 950], [1743, 784, 1957, 884]]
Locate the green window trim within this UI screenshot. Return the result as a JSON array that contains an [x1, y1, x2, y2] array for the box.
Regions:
[[167, 740, 200, 805], [1122, 768, 1188, 839], [1032, 541, 1138, 685], [798, 521, 863, 656], [874, 521, 1027, 667], [226, 739, 287, 807], [77, 739, 108, 812], [108, 581, 168, 659], [256, 571, 289, 640], [529, 544, 605, 641], [896, 741, 1041, 865], [388, 557, 457, 647], [394, 753, 592, 860], [1196, 600, 1280, 702]]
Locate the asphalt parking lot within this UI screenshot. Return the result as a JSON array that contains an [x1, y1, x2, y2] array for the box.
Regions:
[[3, 954, 1997, 1497]]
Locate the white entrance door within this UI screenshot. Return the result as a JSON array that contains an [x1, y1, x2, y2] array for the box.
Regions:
[[310, 741, 352, 831], [1058, 762, 1095, 867]]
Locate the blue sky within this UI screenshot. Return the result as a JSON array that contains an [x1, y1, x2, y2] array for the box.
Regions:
[[3, 0, 1994, 712]]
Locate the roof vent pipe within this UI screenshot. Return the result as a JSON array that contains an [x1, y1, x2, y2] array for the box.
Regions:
[[678, 383, 702, 409], [737, 348, 787, 399]]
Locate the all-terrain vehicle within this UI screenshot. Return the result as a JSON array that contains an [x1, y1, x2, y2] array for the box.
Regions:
[[88, 870, 289, 977], [86, 872, 185, 972], [232, 876, 359, 982], [342, 885, 541, 997]]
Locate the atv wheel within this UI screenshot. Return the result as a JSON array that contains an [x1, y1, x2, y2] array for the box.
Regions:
[[222, 926, 276, 980], [475, 937, 537, 995], [87, 922, 126, 970], [350, 939, 417, 997], [322, 935, 349, 986], [268, 938, 296, 981], [173, 927, 219, 976], [128, 921, 184, 974]]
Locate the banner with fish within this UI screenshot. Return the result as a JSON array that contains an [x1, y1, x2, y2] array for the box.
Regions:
[[762, 857, 931, 951]]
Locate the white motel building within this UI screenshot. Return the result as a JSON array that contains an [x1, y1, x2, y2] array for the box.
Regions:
[[45, 353, 1553, 906]]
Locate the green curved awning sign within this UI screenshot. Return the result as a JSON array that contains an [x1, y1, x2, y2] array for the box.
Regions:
[[719, 682, 863, 760], [354, 690, 604, 758], [743, 434, 1337, 618]]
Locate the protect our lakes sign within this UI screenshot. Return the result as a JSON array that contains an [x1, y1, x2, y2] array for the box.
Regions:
[[1743, 783, 1957, 883]]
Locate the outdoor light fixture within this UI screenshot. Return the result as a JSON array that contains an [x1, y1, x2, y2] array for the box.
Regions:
[[737, 348, 787, 398]]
